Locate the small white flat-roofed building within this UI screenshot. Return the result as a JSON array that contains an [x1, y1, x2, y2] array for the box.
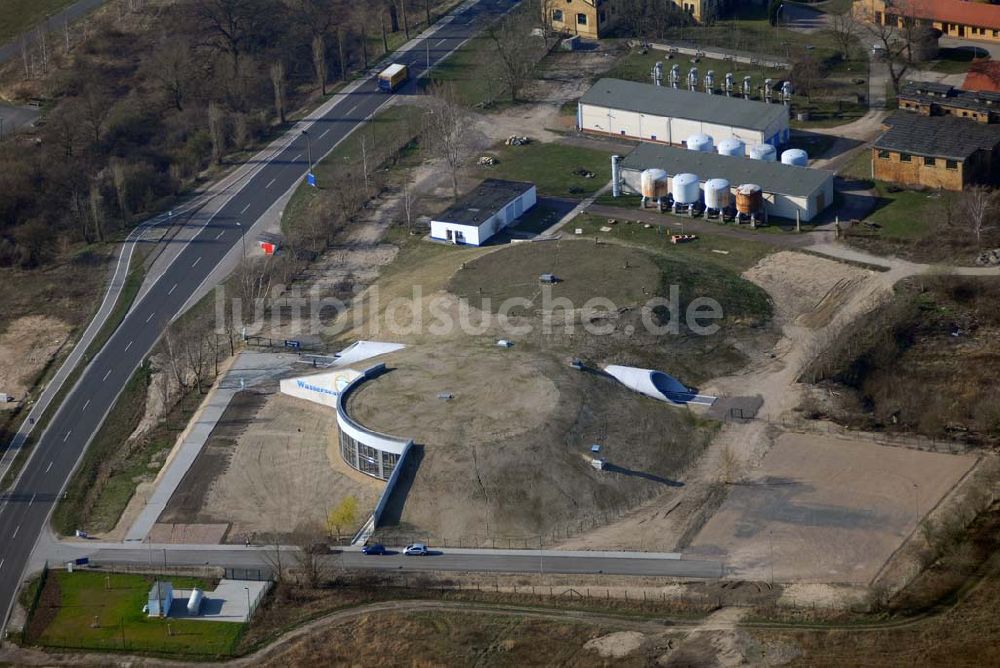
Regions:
[[430, 179, 537, 246], [579, 78, 791, 150], [147, 581, 174, 618]]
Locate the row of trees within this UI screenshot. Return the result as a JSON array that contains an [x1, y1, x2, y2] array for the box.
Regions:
[[0, 0, 452, 269]]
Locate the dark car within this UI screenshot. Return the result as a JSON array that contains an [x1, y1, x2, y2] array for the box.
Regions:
[[362, 543, 387, 555]]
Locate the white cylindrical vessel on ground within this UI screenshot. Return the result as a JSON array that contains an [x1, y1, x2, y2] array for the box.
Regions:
[[781, 148, 809, 166], [672, 173, 701, 205], [640, 169, 670, 199], [717, 138, 745, 157], [686, 134, 714, 152], [749, 143, 777, 161], [704, 178, 731, 211]]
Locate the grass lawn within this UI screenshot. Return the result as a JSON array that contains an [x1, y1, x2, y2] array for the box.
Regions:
[[30, 571, 242, 657], [605, 51, 790, 92], [865, 185, 952, 240], [476, 142, 612, 198], [426, 34, 501, 108], [571, 212, 774, 274], [282, 105, 426, 238]]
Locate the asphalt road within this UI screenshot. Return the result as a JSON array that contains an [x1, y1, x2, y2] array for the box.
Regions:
[[87, 547, 724, 579], [0, 0, 520, 631]]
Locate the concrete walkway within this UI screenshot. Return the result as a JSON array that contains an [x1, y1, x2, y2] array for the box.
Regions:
[[122, 352, 299, 542]]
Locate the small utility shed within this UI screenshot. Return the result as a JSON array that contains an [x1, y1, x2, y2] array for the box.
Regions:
[[430, 179, 537, 246], [619, 143, 834, 222], [578, 78, 790, 149]]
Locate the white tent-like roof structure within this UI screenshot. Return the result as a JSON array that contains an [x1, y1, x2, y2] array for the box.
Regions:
[[604, 365, 716, 406]]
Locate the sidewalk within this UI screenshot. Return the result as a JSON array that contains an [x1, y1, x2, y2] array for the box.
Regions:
[[122, 352, 300, 542]]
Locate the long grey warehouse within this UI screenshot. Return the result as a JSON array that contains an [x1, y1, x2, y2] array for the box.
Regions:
[[619, 143, 834, 222], [579, 78, 790, 150]]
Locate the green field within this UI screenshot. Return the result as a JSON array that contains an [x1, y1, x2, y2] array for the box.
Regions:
[[865, 186, 953, 240], [572, 212, 774, 274], [477, 142, 612, 198], [29, 571, 243, 656]]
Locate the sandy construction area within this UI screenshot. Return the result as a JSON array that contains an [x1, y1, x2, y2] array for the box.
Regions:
[[160, 391, 381, 542], [0, 315, 72, 405], [687, 432, 977, 583]]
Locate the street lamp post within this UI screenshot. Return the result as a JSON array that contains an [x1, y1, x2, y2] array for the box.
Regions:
[[301, 130, 313, 172], [245, 587, 251, 620], [235, 221, 247, 262]]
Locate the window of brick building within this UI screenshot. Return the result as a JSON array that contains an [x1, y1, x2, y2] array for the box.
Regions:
[[577, 12, 587, 25], [900, 153, 912, 162], [946, 160, 958, 170], [925, 157, 936, 166], [552, 9, 563, 21]]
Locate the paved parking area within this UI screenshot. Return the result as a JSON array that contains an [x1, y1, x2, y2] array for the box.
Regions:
[[167, 579, 270, 623]]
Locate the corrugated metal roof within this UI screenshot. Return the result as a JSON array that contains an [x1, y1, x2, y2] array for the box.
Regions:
[[620, 143, 832, 198], [580, 78, 789, 132], [433, 179, 534, 227], [874, 111, 1000, 160]]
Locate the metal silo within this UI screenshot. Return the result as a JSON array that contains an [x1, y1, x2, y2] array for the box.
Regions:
[[687, 133, 714, 152], [717, 137, 745, 158], [781, 148, 809, 167], [749, 143, 777, 162]]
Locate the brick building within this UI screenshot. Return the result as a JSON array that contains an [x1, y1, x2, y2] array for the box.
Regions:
[[897, 82, 1000, 124], [871, 112, 1000, 190], [855, 0, 1000, 43], [544, 0, 620, 38]]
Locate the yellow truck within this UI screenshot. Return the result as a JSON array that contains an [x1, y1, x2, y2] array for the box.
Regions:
[[377, 63, 409, 93]]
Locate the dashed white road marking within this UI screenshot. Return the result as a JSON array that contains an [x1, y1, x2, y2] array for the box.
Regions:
[[241, 202, 252, 214], [45, 461, 53, 473], [266, 178, 276, 189], [82, 399, 90, 411], [192, 257, 201, 268], [0, 558, 5, 571], [215, 231, 225, 240], [346, 104, 358, 116], [319, 128, 330, 138], [168, 283, 177, 295], [29, 493, 35, 506], [102, 369, 112, 382], [292, 153, 302, 161], [146, 311, 156, 323], [63, 431, 71, 442], [124, 340, 133, 351], [12, 525, 19, 538], [435, 38, 446, 46]]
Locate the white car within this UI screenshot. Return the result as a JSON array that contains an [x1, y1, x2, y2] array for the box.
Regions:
[[403, 543, 429, 556]]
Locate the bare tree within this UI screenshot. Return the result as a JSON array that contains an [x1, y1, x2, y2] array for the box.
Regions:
[[484, 11, 542, 102], [858, 2, 923, 95], [829, 11, 860, 60], [208, 101, 227, 164], [270, 61, 287, 124], [424, 83, 472, 199], [959, 186, 997, 246], [311, 35, 328, 95], [146, 38, 194, 111]]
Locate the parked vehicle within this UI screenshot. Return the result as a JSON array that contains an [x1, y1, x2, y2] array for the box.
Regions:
[[403, 543, 429, 556], [362, 543, 387, 556], [378, 63, 409, 92]]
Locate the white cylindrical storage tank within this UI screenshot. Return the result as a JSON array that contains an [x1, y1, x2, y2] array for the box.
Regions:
[[686, 134, 714, 153], [749, 143, 777, 162], [781, 148, 809, 166], [672, 173, 700, 205], [704, 178, 731, 210], [640, 169, 669, 199], [187, 588, 204, 615], [717, 138, 745, 158]]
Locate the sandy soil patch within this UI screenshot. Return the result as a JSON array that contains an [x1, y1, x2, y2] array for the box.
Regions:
[[161, 392, 382, 542], [584, 630, 646, 659], [686, 432, 977, 583], [0, 315, 72, 404], [742, 251, 871, 329]]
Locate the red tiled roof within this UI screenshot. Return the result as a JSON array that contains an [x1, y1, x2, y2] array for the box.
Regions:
[[889, 0, 1000, 28], [963, 60, 1000, 92]]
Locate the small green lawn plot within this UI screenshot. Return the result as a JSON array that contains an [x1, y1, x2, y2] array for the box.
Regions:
[[606, 52, 790, 92], [865, 185, 952, 241], [32, 572, 241, 657], [478, 143, 612, 198], [571, 213, 774, 275]]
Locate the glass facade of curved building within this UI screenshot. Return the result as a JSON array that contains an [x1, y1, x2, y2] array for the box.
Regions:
[[339, 430, 401, 480]]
